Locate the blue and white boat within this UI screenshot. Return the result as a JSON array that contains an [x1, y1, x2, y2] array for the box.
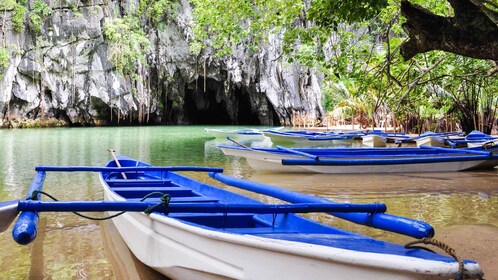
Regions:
[[205, 128, 266, 141], [219, 144, 498, 173], [361, 130, 409, 147], [446, 130, 497, 148], [262, 129, 362, 147], [0, 156, 483, 279]]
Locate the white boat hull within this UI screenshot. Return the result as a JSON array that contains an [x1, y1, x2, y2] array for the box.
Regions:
[[102, 179, 480, 279], [221, 147, 498, 173], [415, 136, 445, 147], [362, 135, 387, 147], [205, 129, 265, 141], [263, 132, 355, 147], [466, 140, 498, 148]]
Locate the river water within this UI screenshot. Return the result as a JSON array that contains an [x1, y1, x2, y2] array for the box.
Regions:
[[0, 126, 497, 279]]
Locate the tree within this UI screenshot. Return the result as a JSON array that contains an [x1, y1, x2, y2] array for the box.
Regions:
[[400, 0, 498, 62], [308, 0, 498, 63]]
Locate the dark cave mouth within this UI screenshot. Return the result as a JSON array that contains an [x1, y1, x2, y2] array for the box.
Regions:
[[183, 79, 278, 125]]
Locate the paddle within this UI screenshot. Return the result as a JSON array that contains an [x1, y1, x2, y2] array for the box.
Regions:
[[209, 172, 435, 239], [107, 148, 127, 179], [275, 145, 319, 160], [226, 137, 252, 150]]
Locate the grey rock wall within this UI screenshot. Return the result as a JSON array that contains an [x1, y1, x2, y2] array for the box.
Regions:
[[0, 0, 324, 127]]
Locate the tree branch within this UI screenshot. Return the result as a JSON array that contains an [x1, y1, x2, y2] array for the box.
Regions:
[[399, 0, 498, 61]]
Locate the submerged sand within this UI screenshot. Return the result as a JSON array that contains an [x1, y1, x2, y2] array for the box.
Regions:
[[437, 224, 497, 279]]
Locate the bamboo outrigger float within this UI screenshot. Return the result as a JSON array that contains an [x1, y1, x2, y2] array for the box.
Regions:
[[0, 156, 484, 279]]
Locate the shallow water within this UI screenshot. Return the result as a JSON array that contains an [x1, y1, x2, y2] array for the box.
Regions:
[[0, 126, 497, 279]]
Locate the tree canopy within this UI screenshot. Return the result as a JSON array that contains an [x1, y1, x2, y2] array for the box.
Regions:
[[189, 0, 498, 133], [308, 0, 498, 62]]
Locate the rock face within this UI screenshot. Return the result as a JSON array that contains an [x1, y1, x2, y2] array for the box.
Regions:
[[0, 0, 324, 127]]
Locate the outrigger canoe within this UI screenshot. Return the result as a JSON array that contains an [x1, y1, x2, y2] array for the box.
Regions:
[[219, 144, 498, 173], [0, 157, 484, 279]]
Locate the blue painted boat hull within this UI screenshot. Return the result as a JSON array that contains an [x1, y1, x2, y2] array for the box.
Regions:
[[98, 156, 482, 279], [219, 145, 498, 173]]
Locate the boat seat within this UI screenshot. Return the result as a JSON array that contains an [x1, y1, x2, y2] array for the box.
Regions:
[[107, 179, 174, 187], [111, 186, 193, 198]]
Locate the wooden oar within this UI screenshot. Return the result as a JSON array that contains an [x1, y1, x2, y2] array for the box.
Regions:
[[107, 148, 127, 179], [209, 172, 434, 239], [0, 200, 20, 232], [276, 145, 319, 160], [226, 137, 252, 150]]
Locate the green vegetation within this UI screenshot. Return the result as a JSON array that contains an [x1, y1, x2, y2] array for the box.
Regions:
[[103, 16, 150, 76], [0, 47, 9, 68], [189, 0, 498, 133]]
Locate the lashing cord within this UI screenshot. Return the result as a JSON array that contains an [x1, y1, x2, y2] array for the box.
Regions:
[[28, 190, 171, 220], [404, 237, 484, 280]]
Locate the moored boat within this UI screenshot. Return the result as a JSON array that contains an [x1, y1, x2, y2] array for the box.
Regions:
[[0, 156, 484, 279], [205, 128, 266, 141], [262, 130, 361, 147], [219, 144, 498, 173], [446, 130, 497, 148], [362, 134, 387, 147]]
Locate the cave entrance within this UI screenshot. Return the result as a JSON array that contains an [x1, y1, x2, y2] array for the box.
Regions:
[[183, 79, 232, 124], [236, 87, 260, 125], [183, 78, 280, 125]]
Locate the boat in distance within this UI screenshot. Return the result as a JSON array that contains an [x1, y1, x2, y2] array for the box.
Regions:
[[1, 157, 483, 279], [218, 144, 498, 173], [205, 128, 266, 141]]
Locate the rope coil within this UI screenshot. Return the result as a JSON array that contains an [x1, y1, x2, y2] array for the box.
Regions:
[[405, 237, 469, 280]]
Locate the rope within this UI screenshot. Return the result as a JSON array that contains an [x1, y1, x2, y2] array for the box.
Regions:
[[142, 192, 171, 214], [28, 190, 171, 221], [404, 237, 468, 280], [482, 140, 496, 150]]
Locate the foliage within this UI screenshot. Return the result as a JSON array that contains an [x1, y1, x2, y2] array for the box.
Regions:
[[103, 16, 151, 76], [307, 0, 388, 29], [138, 0, 178, 27], [11, 3, 29, 32], [0, 47, 9, 68], [29, 0, 53, 33], [189, 0, 498, 131], [189, 0, 303, 56]]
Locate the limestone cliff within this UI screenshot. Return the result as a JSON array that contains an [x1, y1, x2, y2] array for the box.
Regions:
[[0, 0, 323, 127]]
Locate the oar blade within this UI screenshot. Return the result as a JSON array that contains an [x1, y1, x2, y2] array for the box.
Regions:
[[0, 200, 20, 233]]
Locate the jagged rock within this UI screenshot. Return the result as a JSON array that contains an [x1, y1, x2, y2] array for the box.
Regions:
[[0, 0, 324, 127]]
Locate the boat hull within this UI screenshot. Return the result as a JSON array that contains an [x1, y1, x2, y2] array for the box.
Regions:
[[94, 157, 483, 279], [205, 128, 265, 141], [262, 131, 355, 147], [362, 135, 387, 147], [102, 183, 479, 280], [220, 146, 498, 173], [415, 136, 445, 147]]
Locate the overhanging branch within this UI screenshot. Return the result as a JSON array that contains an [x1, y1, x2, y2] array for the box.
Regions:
[[399, 0, 498, 61]]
